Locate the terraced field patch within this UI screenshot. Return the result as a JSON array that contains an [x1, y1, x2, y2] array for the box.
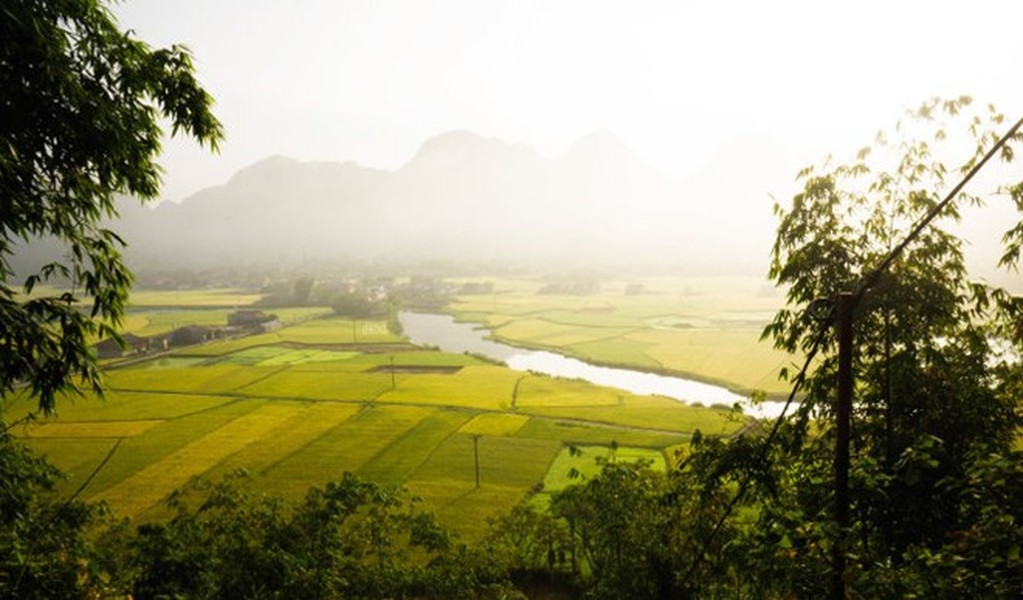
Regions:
[[520, 394, 741, 436], [239, 369, 392, 401], [459, 413, 530, 436], [81, 400, 262, 501], [127, 357, 209, 369], [94, 401, 304, 515], [358, 409, 472, 486], [107, 364, 280, 394], [127, 288, 263, 307], [406, 434, 562, 537], [20, 420, 164, 439], [258, 404, 436, 499], [200, 402, 362, 482], [4, 390, 236, 421], [515, 375, 621, 408], [217, 345, 359, 366], [378, 365, 521, 410], [271, 317, 402, 344], [514, 416, 688, 448]]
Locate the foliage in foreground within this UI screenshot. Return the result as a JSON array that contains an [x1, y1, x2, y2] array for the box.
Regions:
[[0, 0, 222, 413], [0, 427, 521, 599], [4, 415, 1023, 599]]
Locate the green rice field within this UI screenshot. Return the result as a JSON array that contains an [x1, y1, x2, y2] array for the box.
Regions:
[[6, 309, 745, 539], [450, 276, 795, 397]]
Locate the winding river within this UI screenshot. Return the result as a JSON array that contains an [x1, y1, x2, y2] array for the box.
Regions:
[[398, 311, 790, 419]]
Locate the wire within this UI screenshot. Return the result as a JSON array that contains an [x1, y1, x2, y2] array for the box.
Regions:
[[682, 114, 1022, 581]]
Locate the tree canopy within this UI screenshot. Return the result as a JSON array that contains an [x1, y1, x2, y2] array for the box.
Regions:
[[0, 0, 223, 412], [725, 97, 1023, 596]]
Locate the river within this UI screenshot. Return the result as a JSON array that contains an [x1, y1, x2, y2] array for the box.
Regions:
[[398, 311, 790, 419]]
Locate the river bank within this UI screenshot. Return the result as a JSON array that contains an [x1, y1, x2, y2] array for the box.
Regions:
[[399, 311, 793, 419]]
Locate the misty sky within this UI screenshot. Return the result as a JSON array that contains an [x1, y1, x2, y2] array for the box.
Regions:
[[112, 0, 1023, 203]]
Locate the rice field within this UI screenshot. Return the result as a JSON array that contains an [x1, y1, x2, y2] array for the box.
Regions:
[[127, 288, 264, 307], [10, 292, 749, 538], [450, 276, 795, 396]]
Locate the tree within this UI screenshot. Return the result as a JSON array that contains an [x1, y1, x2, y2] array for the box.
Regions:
[[125, 471, 506, 599], [0, 0, 223, 413], [706, 97, 1023, 596], [0, 428, 111, 598], [292, 276, 315, 306], [331, 289, 390, 319]]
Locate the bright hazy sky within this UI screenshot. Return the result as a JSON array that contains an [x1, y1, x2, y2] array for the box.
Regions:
[[112, 0, 1023, 203]]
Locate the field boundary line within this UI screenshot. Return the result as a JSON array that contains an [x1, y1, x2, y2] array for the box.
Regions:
[[198, 402, 355, 479], [254, 404, 367, 477], [230, 365, 293, 392], [106, 386, 705, 437], [361, 411, 475, 485], [105, 389, 247, 418]]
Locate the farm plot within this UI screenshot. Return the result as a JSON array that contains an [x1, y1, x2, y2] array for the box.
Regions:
[[358, 409, 473, 486], [127, 288, 263, 307], [107, 364, 280, 395], [629, 327, 790, 395], [127, 357, 210, 369], [450, 276, 794, 397], [25, 438, 124, 495], [171, 317, 401, 357], [19, 420, 164, 439], [198, 402, 362, 483], [239, 369, 393, 401], [78, 400, 262, 500], [216, 345, 359, 366], [514, 416, 688, 449], [459, 413, 530, 437], [257, 404, 436, 499], [494, 318, 636, 348], [122, 309, 235, 337], [270, 317, 402, 344], [514, 375, 622, 408], [342, 350, 489, 368], [3, 389, 236, 422], [406, 434, 562, 538], [519, 393, 742, 436], [94, 401, 305, 516], [377, 366, 522, 410]]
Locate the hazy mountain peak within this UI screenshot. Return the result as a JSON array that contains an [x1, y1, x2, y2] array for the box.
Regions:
[[566, 129, 628, 155], [561, 130, 664, 186], [402, 130, 540, 174], [410, 130, 502, 161], [226, 155, 301, 184]]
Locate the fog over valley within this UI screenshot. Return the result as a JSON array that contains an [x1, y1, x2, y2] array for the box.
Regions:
[[15, 129, 797, 277]]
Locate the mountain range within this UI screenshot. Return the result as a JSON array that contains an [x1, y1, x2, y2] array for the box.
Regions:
[[21, 130, 794, 274]]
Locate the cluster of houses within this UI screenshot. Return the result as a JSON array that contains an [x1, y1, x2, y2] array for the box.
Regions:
[[94, 309, 281, 359]]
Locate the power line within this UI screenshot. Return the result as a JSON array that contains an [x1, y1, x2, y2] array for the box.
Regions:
[[682, 114, 1023, 588]]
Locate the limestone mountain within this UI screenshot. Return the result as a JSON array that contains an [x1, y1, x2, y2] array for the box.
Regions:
[[28, 130, 784, 273]]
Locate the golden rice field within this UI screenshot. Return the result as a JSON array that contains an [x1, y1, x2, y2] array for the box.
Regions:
[[450, 275, 796, 397], [6, 308, 745, 539]]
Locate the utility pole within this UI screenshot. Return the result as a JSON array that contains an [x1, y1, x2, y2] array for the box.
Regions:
[[472, 434, 482, 489], [389, 355, 395, 389], [832, 291, 854, 599]]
